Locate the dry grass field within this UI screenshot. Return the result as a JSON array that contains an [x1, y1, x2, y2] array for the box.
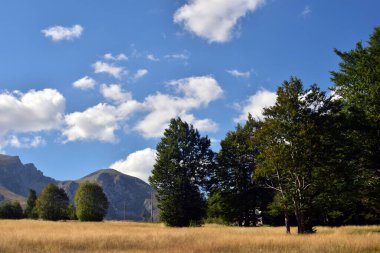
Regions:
[[0, 220, 379, 253]]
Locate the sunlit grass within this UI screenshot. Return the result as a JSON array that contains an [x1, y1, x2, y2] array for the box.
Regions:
[[0, 220, 379, 253]]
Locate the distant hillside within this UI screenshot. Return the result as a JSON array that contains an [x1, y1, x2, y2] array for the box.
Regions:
[[0, 154, 158, 221]]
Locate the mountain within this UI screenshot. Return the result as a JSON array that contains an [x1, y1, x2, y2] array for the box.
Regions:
[[59, 169, 157, 221], [0, 154, 157, 221], [0, 154, 56, 197]]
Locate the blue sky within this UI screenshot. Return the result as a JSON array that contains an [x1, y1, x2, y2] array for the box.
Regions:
[[0, 0, 379, 182]]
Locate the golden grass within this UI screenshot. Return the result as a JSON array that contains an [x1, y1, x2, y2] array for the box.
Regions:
[[0, 220, 379, 253]]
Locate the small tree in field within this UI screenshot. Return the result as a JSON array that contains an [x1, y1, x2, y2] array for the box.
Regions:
[[36, 183, 69, 221], [75, 181, 108, 221], [0, 201, 23, 219], [24, 189, 38, 219]]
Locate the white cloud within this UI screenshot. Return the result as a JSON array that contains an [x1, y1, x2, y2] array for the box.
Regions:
[[135, 76, 223, 138], [301, 5, 312, 18], [110, 148, 156, 183], [147, 54, 160, 62], [235, 89, 277, 122], [4, 135, 46, 149], [63, 103, 120, 143], [227, 69, 251, 78], [174, 0, 266, 43], [92, 61, 125, 78], [100, 84, 132, 103], [164, 53, 189, 60], [104, 53, 128, 61], [73, 76, 96, 90], [0, 89, 65, 136], [133, 69, 149, 80], [42, 24, 83, 41], [63, 84, 143, 143]]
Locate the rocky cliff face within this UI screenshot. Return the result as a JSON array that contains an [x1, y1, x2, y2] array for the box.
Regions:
[[0, 154, 158, 221], [0, 154, 56, 196]]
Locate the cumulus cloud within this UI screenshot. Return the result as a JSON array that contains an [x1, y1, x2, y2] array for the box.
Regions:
[[174, 0, 266, 43], [42, 24, 83, 41], [73, 76, 96, 90], [135, 76, 223, 138], [104, 53, 128, 61], [0, 89, 65, 136], [1, 135, 46, 149], [92, 61, 125, 78], [63, 84, 142, 143], [235, 89, 277, 122], [147, 54, 159, 62], [133, 69, 149, 80], [110, 148, 156, 183], [227, 69, 251, 78], [100, 84, 132, 103]]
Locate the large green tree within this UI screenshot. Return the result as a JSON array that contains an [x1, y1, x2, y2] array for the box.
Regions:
[[75, 181, 108, 221], [36, 183, 69, 221], [255, 78, 335, 233], [330, 27, 380, 223], [149, 118, 215, 227]]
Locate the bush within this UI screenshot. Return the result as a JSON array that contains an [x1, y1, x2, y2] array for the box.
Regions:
[[0, 201, 23, 219], [75, 181, 108, 221], [36, 183, 69, 221]]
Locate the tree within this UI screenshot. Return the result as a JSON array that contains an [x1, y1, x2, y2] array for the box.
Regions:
[[24, 189, 38, 219], [149, 118, 215, 227], [0, 201, 23, 219], [209, 115, 269, 226], [75, 181, 108, 221], [36, 183, 69, 221], [330, 27, 380, 223], [255, 78, 334, 233]]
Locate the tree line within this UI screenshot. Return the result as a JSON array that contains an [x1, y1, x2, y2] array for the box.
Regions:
[[150, 27, 380, 233], [0, 182, 108, 222]]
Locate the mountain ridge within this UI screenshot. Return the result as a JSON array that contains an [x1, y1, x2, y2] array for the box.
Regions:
[[0, 154, 157, 221]]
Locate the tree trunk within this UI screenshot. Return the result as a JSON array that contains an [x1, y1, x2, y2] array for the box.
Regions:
[[295, 209, 305, 234], [284, 208, 291, 234]]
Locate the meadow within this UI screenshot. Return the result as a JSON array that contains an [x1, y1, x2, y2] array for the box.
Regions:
[[0, 220, 379, 253]]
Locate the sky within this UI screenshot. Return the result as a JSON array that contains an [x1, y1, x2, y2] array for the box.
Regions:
[[0, 0, 379, 183]]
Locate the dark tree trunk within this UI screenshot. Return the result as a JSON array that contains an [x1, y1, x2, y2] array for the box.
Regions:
[[295, 209, 305, 234], [284, 208, 291, 234]]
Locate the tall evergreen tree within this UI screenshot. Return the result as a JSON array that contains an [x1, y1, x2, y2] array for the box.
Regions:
[[209, 115, 269, 226], [24, 189, 38, 219], [149, 118, 215, 227], [331, 27, 380, 223]]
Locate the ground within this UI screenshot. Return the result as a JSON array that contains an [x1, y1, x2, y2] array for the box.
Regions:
[[0, 220, 379, 253]]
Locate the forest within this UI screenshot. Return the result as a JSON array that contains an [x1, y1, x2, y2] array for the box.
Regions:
[[150, 27, 380, 234]]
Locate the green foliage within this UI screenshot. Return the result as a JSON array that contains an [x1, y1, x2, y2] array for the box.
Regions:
[[209, 115, 270, 226], [67, 204, 78, 220], [0, 201, 23, 219], [24, 189, 38, 219], [254, 78, 334, 233], [36, 183, 69, 221], [75, 181, 108, 222], [330, 27, 380, 223], [149, 118, 215, 227]]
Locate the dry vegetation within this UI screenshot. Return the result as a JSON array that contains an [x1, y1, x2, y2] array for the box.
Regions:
[[0, 220, 379, 253]]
